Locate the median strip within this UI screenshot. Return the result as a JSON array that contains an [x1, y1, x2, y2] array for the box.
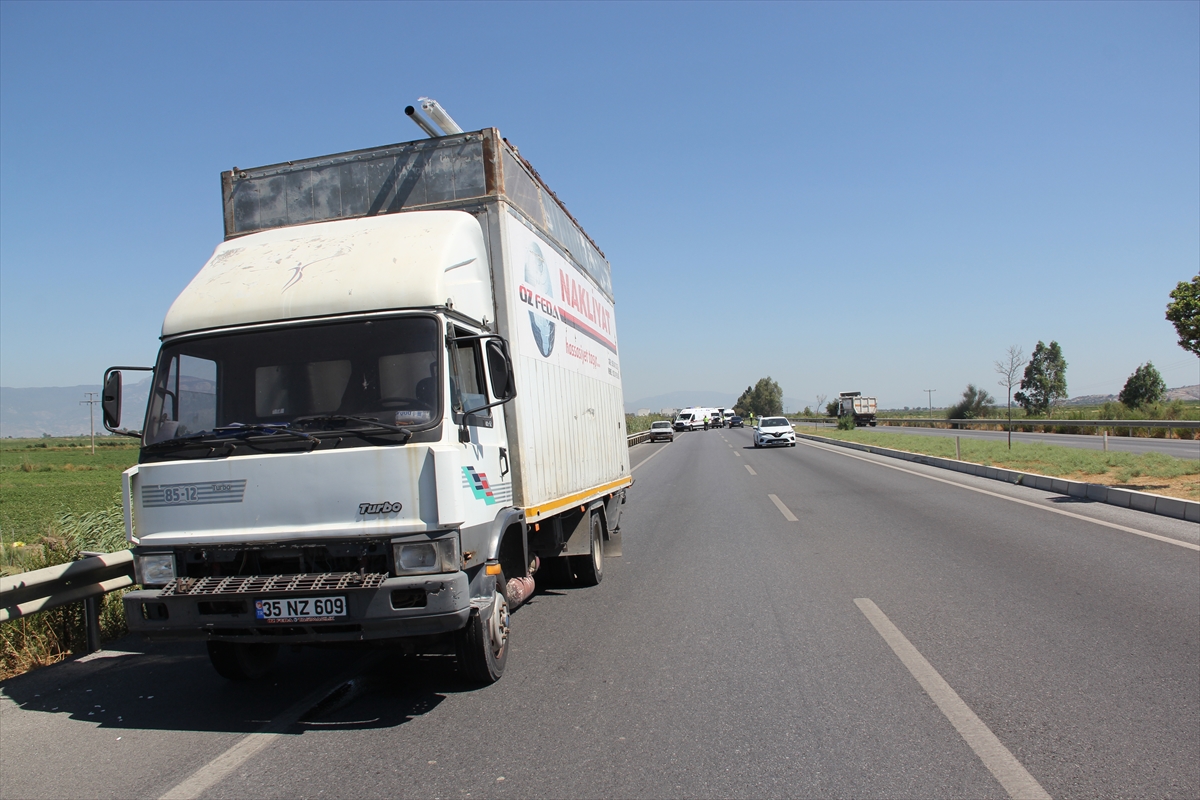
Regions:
[[768, 494, 798, 521], [854, 599, 1050, 800]]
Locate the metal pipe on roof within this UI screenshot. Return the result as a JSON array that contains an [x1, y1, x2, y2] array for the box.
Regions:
[[405, 105, 441, 138], [418, 97, 464, 135]]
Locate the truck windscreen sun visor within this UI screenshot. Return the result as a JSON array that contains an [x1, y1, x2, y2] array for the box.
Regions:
[[145, 316, 440, 445]]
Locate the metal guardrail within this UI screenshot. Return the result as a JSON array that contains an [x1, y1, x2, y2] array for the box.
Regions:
[[0, 550, 136, 653], [627, 430, 653, 446]]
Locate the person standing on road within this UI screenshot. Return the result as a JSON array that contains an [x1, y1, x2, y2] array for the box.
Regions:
[[703, 415, 710, 431]]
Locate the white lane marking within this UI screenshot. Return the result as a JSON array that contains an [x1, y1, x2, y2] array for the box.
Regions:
[[854, 599, 1051, 800], [768, 494, 798, 521], [631, 442, 671, 474], [735, 452, 742, 458], [745, 465, 757, 475], [159, 663, 370, 799], [799, 439, 1199, 552]]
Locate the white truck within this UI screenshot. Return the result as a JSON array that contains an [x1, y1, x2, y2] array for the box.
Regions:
[[103, 106, 630, 684], [837, 392, 878, 426]]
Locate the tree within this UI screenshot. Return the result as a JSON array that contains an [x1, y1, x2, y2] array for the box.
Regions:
[[815, 394, 827, 417], [825, 400, 840, 417], [734, 385, 754, 417], [1118, 362, 1166, 409], [947, 384, 995, 419], [994, 345, 1024, 449], [1165, 274, 1200, 356], [1013, 340, 1067, 416], [736, 377, 783, 417]]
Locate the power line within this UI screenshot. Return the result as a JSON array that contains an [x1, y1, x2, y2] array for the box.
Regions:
[[80, 392, 99, 455]]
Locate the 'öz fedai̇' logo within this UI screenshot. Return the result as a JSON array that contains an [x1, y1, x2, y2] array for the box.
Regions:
[[521, 242, 555, 357]]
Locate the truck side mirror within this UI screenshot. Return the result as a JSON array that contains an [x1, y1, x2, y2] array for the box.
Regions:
[[486, 340, 516, 402], [102, 370, 123, 430], [102, 365, 154, 436]]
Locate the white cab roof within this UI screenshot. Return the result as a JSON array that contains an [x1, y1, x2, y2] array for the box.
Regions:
[[163, 211, 492, 337]]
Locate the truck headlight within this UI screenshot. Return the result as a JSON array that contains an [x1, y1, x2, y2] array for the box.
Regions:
[[136, 553, 176, 587], [393, 536, 459, 576]]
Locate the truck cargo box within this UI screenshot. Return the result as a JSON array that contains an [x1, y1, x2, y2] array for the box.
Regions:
[[217, 129, 628, 519]]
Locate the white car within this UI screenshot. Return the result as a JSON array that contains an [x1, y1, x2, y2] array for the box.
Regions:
[[649, 420, 674, 442], [754, 416, 796, 448]]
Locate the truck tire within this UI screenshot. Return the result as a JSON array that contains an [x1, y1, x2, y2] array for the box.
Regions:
[[571, 514, 604, 587], [456, 582, 509, 684], [206, 641, 279, 681]]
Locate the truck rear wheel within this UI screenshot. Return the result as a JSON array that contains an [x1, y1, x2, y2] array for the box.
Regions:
[[456, 582, 509, 684], [571, 514, 604, 587], [206, 641, 279, 681]]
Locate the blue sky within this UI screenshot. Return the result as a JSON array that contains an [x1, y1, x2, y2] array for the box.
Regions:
[[2, 1, 1197, 410]]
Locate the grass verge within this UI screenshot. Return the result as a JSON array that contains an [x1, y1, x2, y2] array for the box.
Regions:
[[804, 429, 1200, 502], [1, 496, 132, 681], [1, 436, 138, 681]]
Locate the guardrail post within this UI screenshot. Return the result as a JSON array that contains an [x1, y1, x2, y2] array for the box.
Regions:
[[83, 595, 102, 654]]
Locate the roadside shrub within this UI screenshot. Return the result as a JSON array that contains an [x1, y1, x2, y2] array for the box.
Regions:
[[0, 495, 130, 679], [837, 415, 855, 430]]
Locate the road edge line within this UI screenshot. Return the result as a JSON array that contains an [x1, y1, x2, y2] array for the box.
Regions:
[[798, 439, 1199, 551], [631, 442, 671, 474], [797, 432, 1199, 524]]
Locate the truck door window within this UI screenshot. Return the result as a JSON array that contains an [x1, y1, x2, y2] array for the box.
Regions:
[[449, 329, 490, 424], [148, 354, 217, 440]]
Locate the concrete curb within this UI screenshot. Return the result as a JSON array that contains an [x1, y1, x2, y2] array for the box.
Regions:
[[796, 433, 1200, 524]]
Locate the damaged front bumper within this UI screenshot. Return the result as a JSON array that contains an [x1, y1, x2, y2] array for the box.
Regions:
[[123, 570, 472, 644]]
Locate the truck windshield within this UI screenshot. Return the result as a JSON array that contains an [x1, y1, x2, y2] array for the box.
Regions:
[[144, 316, 441, 446]]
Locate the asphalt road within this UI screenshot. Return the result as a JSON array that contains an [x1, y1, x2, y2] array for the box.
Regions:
[[3, 430, 1197, 799], [793, 420, 1200, 459]]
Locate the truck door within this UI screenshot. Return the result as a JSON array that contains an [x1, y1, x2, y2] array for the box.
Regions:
[[449, 326, 513, 518]]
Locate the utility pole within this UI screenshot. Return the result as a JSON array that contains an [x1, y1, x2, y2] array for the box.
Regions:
[[81, 392, 99, 455], [923, 389, 935, 419]]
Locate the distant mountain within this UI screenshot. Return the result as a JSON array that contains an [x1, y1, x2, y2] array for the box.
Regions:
[[1166, 384, 1200, 401], [1, 380, 152, 438], [1063, 384, 1199, 406]]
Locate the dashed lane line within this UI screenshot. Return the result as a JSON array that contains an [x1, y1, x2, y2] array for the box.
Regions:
[[745, 465, 757, 475], [855, 599, 1051, 800], [798, 439, 1198, 552], [768, 493, 798, 521]]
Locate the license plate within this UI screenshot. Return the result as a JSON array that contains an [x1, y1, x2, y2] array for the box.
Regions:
[[255, 596, 347, 623]]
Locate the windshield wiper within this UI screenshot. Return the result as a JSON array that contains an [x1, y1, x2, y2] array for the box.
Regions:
[[145, 422, 315, 449], [292, 414, 413, 442]]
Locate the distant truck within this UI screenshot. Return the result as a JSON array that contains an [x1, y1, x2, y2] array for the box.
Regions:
[[837, 392, 877, 426], [102, 102, 629, 684]]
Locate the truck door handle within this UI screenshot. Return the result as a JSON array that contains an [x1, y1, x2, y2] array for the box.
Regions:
[[499, 447, 509, 478]]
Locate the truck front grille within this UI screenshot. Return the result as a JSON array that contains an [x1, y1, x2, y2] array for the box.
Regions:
[[159, 572, 387, 597]]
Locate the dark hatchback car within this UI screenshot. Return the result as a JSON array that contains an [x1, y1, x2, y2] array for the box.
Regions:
[[729, 416, 744, 428]]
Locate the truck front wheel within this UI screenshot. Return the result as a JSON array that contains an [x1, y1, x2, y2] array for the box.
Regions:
[[456, 584, 509, 684], [206, 641, 279, 681]]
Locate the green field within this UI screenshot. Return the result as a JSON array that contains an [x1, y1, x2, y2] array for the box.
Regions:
[[0, 437, 139, 547]]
